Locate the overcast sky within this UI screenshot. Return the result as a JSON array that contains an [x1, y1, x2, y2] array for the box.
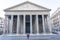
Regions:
[[0, 0, 60, 18]]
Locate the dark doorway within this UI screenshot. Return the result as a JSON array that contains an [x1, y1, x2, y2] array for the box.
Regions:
[[26, 22, 30, 33], [25, 15, 30, 33]]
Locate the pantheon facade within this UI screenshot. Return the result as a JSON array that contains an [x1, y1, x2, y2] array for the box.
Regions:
[[4, 1, 51, 35]]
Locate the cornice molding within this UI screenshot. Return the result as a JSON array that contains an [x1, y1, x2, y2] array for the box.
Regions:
[[4, 10, 51, 12]]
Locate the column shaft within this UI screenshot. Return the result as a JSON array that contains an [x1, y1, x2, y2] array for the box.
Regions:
[[30, 15, 32, 34], [36, 15, 39, 34], [17, 15, 20, 34], [23, 15, 25, 34], [10, 15, 13, 34], [42, 15, 46, 33]]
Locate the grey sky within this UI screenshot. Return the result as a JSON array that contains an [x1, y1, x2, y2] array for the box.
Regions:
[[0, 0, 60, 18]]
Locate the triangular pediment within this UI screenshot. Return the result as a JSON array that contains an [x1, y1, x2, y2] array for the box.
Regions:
[[4, 1, 51, 11]]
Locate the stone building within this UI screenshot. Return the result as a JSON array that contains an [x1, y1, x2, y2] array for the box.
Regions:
[[4, 1, 51, 35], [0, 17, 4, 35], [51, 8, 60, 34]]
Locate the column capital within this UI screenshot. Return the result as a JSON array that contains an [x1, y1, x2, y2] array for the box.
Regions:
[[17, 15, 20, 16], [11, 15, 14, 16], [42, 14, 44, 16]]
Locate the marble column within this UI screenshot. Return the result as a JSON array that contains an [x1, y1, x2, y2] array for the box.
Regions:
[[10, 15, 13, 34], [23, 15, 25, 34], [42, 15, 46, 33], [17, 15, 20, 34], [36, 15, 39, 34], [30, 15, 32, 34]]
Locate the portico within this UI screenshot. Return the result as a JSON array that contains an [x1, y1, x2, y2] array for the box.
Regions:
[[4, 1, 51, 35], [5, 14, 50, 34]]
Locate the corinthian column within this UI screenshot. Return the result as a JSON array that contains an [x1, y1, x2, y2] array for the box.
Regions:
[[23, 15, 25, 34], [17, 15, 20, 34], [36, 15, 39, 34], [30, 15, 32, 34], [10, 15, 13, 34], [42, 15, 46, 33]]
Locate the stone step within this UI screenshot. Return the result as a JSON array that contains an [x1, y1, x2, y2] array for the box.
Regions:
[[0, 34, 59, 40]]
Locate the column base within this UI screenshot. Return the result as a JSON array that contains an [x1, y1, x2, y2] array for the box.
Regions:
[[37, 33, 40, 35]]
